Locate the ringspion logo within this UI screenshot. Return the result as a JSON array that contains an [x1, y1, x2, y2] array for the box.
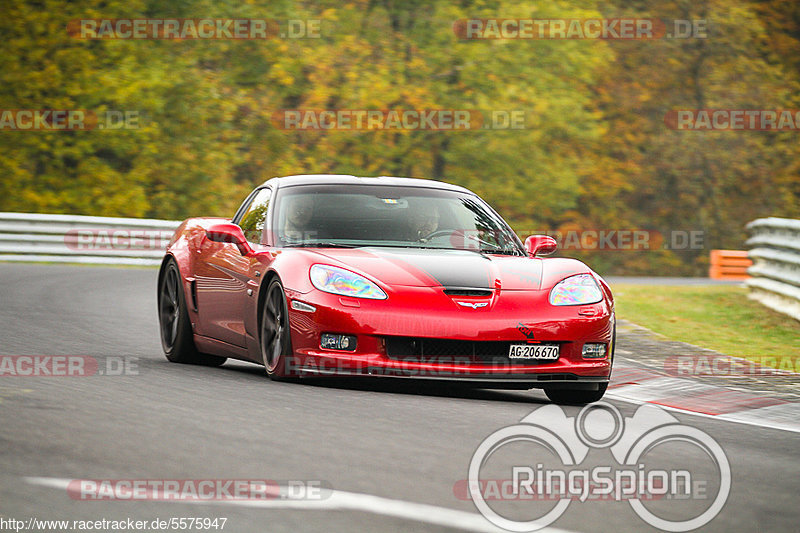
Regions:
[[465, 402, 730, 531]]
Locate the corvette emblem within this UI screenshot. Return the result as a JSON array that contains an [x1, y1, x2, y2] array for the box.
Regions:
[[456, 301, 489, 309], [517, 322, 536, 340]]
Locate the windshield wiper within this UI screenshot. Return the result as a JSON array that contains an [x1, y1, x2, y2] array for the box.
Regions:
[[480, 249, 521, 256], [464, 234, 523, 256], [283, 241, 359, 249]]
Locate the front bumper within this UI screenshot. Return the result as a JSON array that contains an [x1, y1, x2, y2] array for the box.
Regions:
[[282, 285, 614, 386]]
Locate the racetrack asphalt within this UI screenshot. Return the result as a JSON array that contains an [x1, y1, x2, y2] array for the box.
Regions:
[[0, 263, 797, 532]]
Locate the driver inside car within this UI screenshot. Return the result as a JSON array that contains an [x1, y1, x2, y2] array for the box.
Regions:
[[406, 200, 440, 242], [283, 195, 315, 241]]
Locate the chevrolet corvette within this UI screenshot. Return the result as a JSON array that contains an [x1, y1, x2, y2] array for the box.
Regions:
[[157, 175, 615, 403]]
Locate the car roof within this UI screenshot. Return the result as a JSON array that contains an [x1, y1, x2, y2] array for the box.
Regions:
[[261, 174, 473, 194]]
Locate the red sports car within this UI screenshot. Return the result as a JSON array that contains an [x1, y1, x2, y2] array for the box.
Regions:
[[158, 175, 614, 403]]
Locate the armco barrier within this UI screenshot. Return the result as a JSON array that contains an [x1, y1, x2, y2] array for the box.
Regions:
[[709, 249, 752, 280], [745, 217, 800, 321], [0, 212, 180, 266]]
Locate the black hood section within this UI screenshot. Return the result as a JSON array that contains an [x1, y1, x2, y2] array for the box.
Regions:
[[373, 248, 494, 289], [310, 246, 550, 289]]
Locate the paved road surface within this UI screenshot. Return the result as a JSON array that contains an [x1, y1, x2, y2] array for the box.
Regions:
[[0, 264, 796, 532]]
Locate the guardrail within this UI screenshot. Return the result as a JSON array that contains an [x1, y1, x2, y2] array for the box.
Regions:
[[0, 212, 180, 266], [745, 217, 800, 321]]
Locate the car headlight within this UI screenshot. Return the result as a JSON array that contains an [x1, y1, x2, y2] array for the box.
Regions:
[[310, 265, 387, 300], [549, 274, 603, 306]]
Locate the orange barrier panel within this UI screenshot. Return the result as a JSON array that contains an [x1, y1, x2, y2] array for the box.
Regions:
[[709, 250, 751, 280]]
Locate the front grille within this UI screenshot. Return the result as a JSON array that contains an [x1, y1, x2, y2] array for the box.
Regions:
[[384, 336, 557, 365], [443, 288, 493, 297]]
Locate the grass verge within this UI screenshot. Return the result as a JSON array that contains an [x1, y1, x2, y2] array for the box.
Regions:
[[612, 283, 800, 360]]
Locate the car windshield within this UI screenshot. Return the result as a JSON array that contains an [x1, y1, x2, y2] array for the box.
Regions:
[[275, 184, 524, 255]]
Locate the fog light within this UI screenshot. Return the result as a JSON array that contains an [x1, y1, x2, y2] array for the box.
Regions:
[[582, 343, 607, 359], [321, 333, 357, 351]]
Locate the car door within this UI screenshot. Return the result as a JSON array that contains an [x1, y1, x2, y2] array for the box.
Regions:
[[195, 187, 272, 348]]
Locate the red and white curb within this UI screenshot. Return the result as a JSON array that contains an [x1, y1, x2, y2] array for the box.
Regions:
[[608, 358, 800, 433]]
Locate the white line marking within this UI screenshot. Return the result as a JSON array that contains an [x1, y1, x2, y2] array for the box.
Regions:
[[720, 401, 800, 423], [24, 477, 575, 533]]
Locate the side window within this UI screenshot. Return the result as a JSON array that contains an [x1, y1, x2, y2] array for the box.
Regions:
[[238, 188, 272, 244], [232, 189, 259, 224]]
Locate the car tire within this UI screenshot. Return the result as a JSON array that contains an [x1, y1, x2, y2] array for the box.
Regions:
[[544, 383, 608, 405], [158, 258, 226, 367], [260, 278, 294, 380]]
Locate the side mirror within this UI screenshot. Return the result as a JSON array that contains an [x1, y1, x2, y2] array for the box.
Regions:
[[206, 223, 253, 255], [525, 235, 557, 257]]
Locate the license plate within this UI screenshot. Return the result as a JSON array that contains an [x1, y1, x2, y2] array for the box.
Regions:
[[508, 344, 560, 360]]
